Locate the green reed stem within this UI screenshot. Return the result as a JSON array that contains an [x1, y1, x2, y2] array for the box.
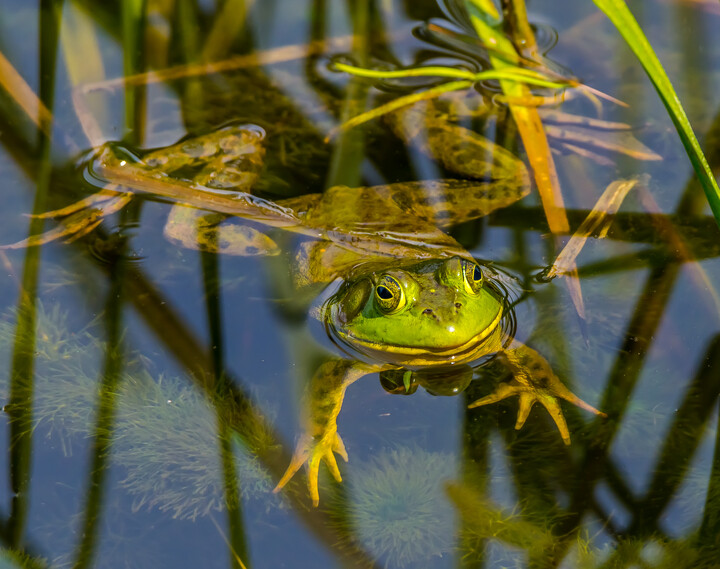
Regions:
[[202, 0, 253, 62], [325, 0, 371, 187], [6, 0, 63, 548], [121, 0, 147, 136], [330, 80, 471, 136]]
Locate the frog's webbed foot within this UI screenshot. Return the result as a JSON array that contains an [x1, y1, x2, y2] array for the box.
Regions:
[[469, 346, 605, 444], [468, 377, 604, 444], [0, 189, 131, 249], [273, 430, 348, 507]]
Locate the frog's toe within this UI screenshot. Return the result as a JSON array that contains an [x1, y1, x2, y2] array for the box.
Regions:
[[311, 444, 343, 484], [468, 382, 521, 409], [273, 432, 348, 507], [273, 442, 309, 494], [333, 432, 349, 462], [514, 390, 534, 429], [517, 391, 571, 445], [469, 377, 604, 444], [1, 193, 132, 250], [307, 449, 341, 506]]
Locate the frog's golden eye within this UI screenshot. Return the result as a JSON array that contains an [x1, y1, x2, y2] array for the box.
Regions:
[[462, 261, 484, 295], [375, 275, 406, 314]]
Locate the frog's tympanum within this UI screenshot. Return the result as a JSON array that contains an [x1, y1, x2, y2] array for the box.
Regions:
[[6, 96, 606, 506]]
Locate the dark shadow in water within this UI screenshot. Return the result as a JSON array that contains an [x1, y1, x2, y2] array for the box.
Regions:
[[200, 243, 250, 568], [71, 247, 126, 569], [629, 333, 720, 535], [557, 260, 682, 550], [698, 397, 720, 559]]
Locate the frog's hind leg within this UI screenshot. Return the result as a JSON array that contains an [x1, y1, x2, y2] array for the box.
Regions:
[[163, 204, 280, 256], [379, 179, 531, 229], [468, 342, 605, 444], [388, 101, 531, 196]]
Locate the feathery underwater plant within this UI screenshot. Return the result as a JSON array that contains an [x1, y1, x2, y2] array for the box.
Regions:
[[0, 302, 105, 452], [114, 371, 278, 520], [342, 446, 456, 568], [0, 303, 277, 520]]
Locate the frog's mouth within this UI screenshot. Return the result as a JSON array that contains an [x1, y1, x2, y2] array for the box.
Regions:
[[337, 305, 504, 366]]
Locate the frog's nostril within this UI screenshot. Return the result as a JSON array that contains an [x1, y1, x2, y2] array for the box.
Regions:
[[455, 302, 462, 309], [422, 308, 434, 316]]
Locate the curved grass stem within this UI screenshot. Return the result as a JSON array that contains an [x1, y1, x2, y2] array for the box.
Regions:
[[332, 61, 569, 90], [329, 63, 571, 138], [326, 80, 472, 139]]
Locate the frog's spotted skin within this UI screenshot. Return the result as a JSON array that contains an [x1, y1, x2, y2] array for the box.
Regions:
[[8, 98, 606, 507], [387, 99, 526, 184], [143, 123, 266, 190]]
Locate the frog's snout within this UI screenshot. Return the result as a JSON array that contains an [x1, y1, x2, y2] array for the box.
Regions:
[[420, 296, 464, 323]]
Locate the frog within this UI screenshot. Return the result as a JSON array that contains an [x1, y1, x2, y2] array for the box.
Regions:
[[3, 96, 606, 506]]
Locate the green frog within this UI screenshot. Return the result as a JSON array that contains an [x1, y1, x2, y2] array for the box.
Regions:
[[5, 99, 605, 506]]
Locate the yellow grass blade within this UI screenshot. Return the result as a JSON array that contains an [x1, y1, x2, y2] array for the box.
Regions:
[[0, 50, 52, 133]]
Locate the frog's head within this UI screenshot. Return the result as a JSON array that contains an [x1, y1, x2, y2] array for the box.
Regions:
[[324, 257, 506, 367]]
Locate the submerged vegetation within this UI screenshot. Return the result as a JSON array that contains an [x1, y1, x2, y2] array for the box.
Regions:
[[114, 373, 277, 520], [342, 447, 456, 568], [0, 304, 277, 521]]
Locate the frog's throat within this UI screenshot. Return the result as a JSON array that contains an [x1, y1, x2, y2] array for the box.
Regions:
[[340, 304, 503, 366]]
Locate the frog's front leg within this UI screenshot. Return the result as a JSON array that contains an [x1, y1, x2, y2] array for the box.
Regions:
[[469, 340, 605, 443], [164, 204, 280, 256], [274, 359, 384, 506]]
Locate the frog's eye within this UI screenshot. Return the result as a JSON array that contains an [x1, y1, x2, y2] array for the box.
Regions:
[[375, 275, 406, 314], [462, 261, 484, 295], [335, 279, 372, 325]]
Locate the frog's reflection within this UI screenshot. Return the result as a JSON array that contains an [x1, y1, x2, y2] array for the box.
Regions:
[[379, 364, 474, 396]]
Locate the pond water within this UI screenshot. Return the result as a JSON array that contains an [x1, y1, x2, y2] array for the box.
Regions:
[[1, 0, 720, 568]]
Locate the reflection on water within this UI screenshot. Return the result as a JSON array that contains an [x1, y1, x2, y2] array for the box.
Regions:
[[1, 0, 720, 568]]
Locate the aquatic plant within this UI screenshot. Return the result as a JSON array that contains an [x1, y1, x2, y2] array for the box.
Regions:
[[114, 371, 277, 520], [0, 303, 277, 521], [32, 486, 171, 569], [447, 480, 557, 561], [0, 302, 104, 452], [343, 446, 456, 568], [569, 536, 711, 569], [328, 60, 573, 146], [0, 548, 47, 569], [0, 301, 83, 364]]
